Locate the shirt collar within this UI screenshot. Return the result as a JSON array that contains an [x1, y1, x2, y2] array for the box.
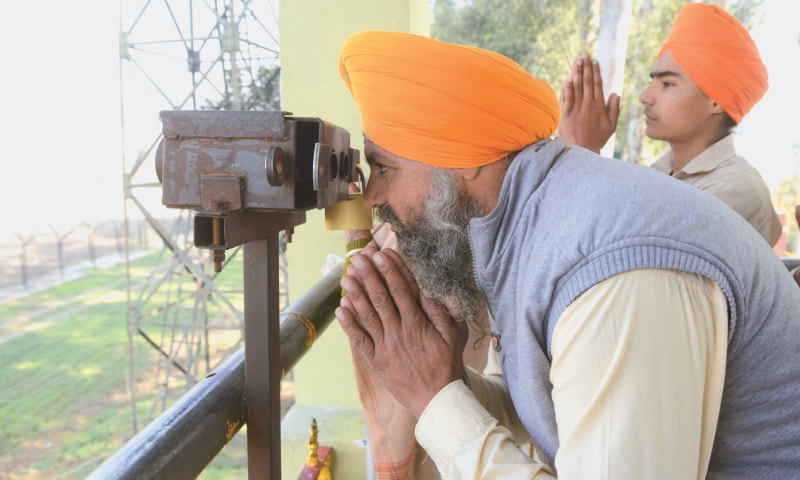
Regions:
[[650, 134, 736, 177]]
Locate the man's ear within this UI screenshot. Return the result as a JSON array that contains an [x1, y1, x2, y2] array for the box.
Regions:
[[710, 101, 725, 114], [456, 162, 507, 215], [457, 166, 482, 182]]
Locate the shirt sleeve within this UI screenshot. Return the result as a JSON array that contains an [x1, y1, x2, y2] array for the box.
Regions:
[[690, 173, 782, 247], [415, 379, 556, 479], [551, 269, 728, 479], [415, 269, 728, 479], [464, 358, 534, 448]]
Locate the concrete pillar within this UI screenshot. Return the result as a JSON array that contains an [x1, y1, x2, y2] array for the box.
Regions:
[[279, 1, 429, 478]]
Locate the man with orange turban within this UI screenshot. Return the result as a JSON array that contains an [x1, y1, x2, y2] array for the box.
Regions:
[[560, 3, 781, 247], [337, 30, 554, 478], [336, 29, 800, 479]]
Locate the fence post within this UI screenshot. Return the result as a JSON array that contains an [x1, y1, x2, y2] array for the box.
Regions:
[[83, 221, 108, 268], [49, 225, 75, 280], [14, 233, 34, 289], [111, 219, 123, 256]]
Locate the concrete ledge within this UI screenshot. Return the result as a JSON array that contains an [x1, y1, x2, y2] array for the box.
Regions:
[[281, 404, 368, 480]]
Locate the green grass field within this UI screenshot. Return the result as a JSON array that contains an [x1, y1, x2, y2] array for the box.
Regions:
[[0, 252, 253, 479], [0, 210, 350, 479]]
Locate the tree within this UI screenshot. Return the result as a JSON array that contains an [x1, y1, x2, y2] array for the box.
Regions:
[[594, 0, 634, 157], [774, 166, 800, 253], [432, 0, 580, 92], [203, 65, 281, 111]]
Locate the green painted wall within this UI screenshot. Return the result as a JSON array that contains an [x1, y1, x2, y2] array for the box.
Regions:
[[280, 0, 429, 409], [279, 1, 428, 478]]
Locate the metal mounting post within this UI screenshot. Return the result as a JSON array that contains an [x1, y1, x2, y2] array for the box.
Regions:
[[243, 233, 283, 479], [156, 110, 360, 478]]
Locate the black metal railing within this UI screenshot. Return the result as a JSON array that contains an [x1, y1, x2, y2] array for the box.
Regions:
[[87, 268, 342, 480]]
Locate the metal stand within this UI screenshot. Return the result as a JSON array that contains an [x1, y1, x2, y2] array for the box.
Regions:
[[243, 234, 283, 478], [156, 110, 359, 478], [236, 211, 305, 478]]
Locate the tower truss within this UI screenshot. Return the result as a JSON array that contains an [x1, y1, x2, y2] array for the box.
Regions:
[[118, 0, 284, 441]]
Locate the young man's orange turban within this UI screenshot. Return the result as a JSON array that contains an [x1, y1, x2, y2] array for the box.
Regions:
[[658, 3, 768, 124], [338, 31, 560, 169]]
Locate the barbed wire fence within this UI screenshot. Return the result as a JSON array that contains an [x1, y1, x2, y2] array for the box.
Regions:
[[0, 218, 155, 301]]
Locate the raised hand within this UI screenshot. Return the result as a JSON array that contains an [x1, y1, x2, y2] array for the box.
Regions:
[[336, 245, 469, 418], [558, 53, 621, 154]]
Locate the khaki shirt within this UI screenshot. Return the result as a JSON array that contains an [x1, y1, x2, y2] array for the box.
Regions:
[[650, 134, 782, 246], [415, 269, 728, 479]]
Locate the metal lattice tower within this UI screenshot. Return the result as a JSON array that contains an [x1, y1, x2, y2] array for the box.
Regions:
[[118, 0, 284, 434]]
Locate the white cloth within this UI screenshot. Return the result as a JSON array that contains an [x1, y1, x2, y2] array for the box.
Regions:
[[416, 269, 728, 479]]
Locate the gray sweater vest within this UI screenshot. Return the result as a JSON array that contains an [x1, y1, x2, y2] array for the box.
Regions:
[[469, 138, 800, 478]]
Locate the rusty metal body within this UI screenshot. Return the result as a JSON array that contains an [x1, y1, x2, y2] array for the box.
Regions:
[[158, 110, 359, 271], [158, 110, 357, 214], [152, 110, 359, 479]]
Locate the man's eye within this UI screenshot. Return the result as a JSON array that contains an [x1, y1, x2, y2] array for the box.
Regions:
[[376, 164, 390, 174]]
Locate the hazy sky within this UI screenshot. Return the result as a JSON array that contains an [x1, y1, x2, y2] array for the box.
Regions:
[[1, 1, 122, 236], [735, 0, 800, 193], [1, 0, 797, 239]]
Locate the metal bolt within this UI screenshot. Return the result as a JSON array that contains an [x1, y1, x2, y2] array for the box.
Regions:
[[212, 217, 225, 272]]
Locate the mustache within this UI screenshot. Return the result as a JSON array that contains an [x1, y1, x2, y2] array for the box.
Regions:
[[376, 204, 404, 230]]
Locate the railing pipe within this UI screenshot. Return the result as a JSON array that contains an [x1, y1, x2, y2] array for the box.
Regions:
[[782, 258, 800, 272], [87, 267, 342, 480]]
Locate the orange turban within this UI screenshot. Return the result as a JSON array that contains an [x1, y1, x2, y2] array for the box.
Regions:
[[338, 31, 560, 168], [658, 3, 768, 124]]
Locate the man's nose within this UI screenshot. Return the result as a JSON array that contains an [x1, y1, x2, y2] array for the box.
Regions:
[[639, 85, 653, 105], [362, 176, 384, 208]]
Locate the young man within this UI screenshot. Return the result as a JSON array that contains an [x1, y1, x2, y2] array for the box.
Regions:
[[336, 29, 800, 479], [559, 3, 782, 247]]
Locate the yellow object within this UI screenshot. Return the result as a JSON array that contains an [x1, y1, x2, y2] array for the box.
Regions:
[[319, 455, 333, 480], [307, 418, 320, 467], [305, 418, 334, 480], [225, 419, 240, 442], [325, 194, 373, 231], [285, 312, 317, 348]]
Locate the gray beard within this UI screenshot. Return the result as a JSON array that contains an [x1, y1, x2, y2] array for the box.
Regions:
[[376, 168, 487, 332]]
